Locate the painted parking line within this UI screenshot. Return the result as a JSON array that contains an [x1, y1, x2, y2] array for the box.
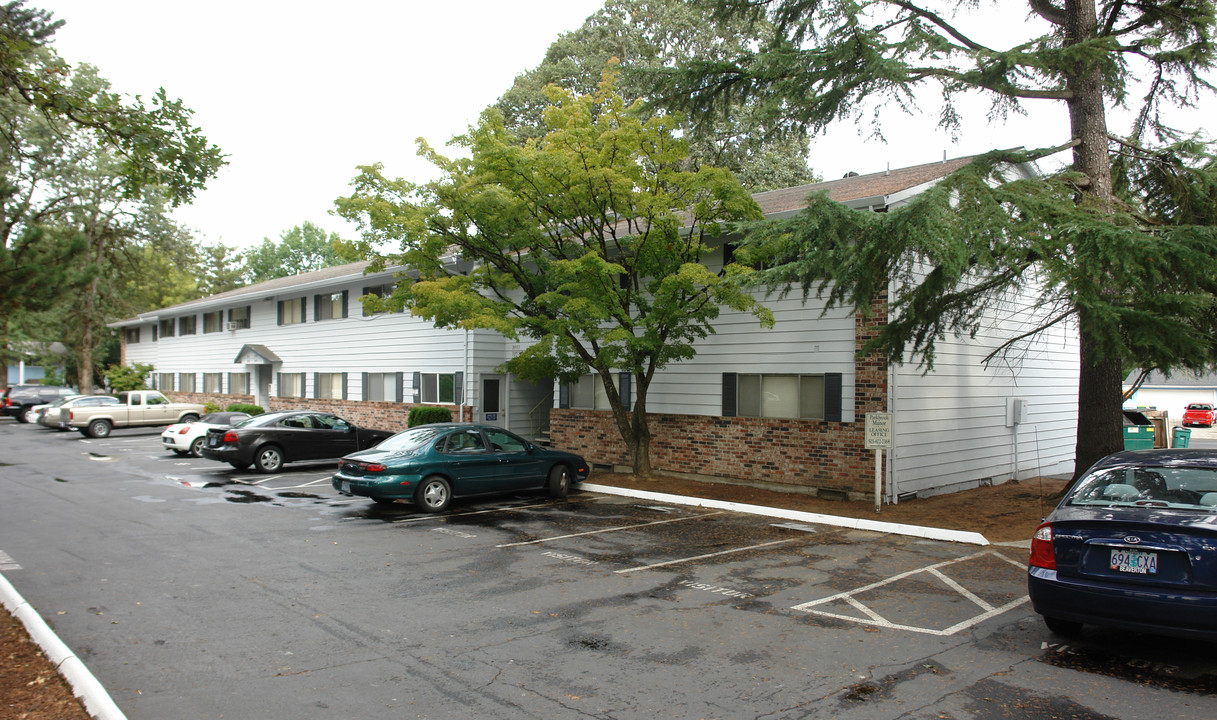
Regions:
[[790, 549, 1029, 636], [496, 511, 727, 548], [615, 538, 801, 574], [394, 496, 602, 524]]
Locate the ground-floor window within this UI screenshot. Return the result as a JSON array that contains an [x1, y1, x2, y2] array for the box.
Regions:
[[228, 372, 250, 395], [418, 372, 457, 404], [203, 373, 223, 393], [565, 373, 630, 411], [277, 372, 305, 397], [364, 372, 401, 402], [157, 372, 174, 391], [316, 372, 346, 399], [737, 374, 824, 420], [178, 373, 197, 393]]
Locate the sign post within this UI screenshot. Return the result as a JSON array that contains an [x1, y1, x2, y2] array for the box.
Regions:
[[864, 412, 893, 513]]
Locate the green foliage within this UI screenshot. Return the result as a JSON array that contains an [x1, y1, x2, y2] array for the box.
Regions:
[[1, 2, 224, 392], [654, 0, 1217, 478], [203, 402, 221, 413], [492, 0, 817, 192], [240, 221, 354, 284], [103, 362, 152, 392], [338, 76, 771, 474], [408, 406, 453, 427], [225, 403, 264, 416]]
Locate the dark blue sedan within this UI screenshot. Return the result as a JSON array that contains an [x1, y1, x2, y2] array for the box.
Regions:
[[1028, 449, 1217, 640], [332, 423, 590, 512]]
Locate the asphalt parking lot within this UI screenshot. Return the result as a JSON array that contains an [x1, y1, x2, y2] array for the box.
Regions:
[[3, 420, 1216, 719]]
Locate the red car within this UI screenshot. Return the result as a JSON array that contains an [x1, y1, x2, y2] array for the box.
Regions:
[[1182, 403, 1216, 428]]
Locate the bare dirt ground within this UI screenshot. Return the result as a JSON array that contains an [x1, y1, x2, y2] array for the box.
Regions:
[[0, 473, 1056, 720]]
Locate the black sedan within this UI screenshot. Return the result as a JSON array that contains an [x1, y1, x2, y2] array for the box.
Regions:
[[1028, 449, 1217, 640], [332, 423, 590, 512], [200, 410, 394, 473]]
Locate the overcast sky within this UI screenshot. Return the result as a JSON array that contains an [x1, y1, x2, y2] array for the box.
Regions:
[[37, 1, 1211, 252]]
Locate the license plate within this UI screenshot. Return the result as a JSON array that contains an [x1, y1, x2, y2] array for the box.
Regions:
[[1111, 548, 1158, 574], [341, 481, 351, 494]]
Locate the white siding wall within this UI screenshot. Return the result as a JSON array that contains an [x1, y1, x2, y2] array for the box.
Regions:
[[124, 280, 509, 405], [890, 289, 1079, 496]]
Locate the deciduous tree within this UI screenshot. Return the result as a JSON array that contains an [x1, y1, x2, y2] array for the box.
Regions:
[[337, 79, 772, 476]]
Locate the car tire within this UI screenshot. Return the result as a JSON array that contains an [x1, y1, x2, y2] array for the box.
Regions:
[[180, 414, 199, 423], [1043, 616, 1083, 636], [547, 464, 571, 498], [86, 419, 112, 438], [253, 445, 284, 473], [189, 437, 206, 457], [415, 476, 451, 513], [20, 408, 36, 423]]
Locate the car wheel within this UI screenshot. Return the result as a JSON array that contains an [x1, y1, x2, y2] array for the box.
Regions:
[[180, 413, 199, 423], [548, 464, 571, 498], [86, 419, 112, 438], [20, 408, 36, 423], [253, 445, 284, 473], [189, 437, 206, 457], [415, 476, 452, 513], [1043, 616, 1083, 636]]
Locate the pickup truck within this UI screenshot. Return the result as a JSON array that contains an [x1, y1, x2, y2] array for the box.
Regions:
[[66, 390, 207, 438]]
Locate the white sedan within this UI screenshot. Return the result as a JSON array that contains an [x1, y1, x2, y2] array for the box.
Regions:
[[162, 411, 252, 457]]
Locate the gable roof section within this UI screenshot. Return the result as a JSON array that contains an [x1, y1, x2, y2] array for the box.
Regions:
[[752, 155, 977, 218]]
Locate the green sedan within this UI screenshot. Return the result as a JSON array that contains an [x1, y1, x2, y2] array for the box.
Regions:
[[332, 423, 590, 512]]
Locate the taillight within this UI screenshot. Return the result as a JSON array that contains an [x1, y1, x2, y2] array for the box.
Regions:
[[223, 430, 238, 444], [1029, 522, 1056, 570], [364, 463, 386, 473], [178, 427, 190, 434], [69, 410, 75, 420]]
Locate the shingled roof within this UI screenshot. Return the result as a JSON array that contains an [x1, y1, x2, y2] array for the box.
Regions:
[[113, 155, 980, 325], [753, 155, 976, 216]]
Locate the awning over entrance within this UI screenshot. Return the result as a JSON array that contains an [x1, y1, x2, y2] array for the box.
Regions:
[[233, 344, 282, 365]]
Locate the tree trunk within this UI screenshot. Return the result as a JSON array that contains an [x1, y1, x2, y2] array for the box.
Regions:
[[1065, 0, 1122, 482], [1072, 315, 1126, 482]]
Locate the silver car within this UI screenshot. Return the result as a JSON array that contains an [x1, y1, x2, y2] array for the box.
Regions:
[[41, 395, 119, 430]]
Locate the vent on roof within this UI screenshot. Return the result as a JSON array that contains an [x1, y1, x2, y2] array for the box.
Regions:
[[843, 171, 859, 178]]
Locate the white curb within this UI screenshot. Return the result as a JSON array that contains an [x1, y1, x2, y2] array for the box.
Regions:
[[0, 573, 128, 720], [581, 483, 990, 546]]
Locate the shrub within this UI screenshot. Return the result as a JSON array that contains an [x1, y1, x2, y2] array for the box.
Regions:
[[226, 403, 265, 416], [408, 406, 452, 427], [104, 363, 154, 392], [204, 402, 222, 414]]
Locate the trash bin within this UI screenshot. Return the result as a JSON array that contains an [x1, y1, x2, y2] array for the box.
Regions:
[[1173, 426, 1192, 448], [1122, 410, 1156, 450]]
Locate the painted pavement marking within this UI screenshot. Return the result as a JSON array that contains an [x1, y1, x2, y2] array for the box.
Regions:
[[790, 549, 1029, 636], [615, 538, 799, 574], [497, 511, 727, 548]]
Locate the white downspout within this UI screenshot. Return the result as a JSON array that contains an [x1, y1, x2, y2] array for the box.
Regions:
[[462, 329, 470, 422]]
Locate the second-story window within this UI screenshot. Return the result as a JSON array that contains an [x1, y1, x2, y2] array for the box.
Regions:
[[158, 319, 175, 338], [277, 298, 305, 326], [203, 311, 223, 333], [228, 305, 251, 329], [124, 328, 140, 344], [315, 291, 348, 321], [179, 316, 197, 336]]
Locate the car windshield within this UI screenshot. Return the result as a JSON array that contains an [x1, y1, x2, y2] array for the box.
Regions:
[[376, 426, 444, 451], [1068, 465, 1217, 511]]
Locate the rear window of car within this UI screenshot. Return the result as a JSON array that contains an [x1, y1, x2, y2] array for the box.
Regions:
[[1068, 465, 1217, 511], [377, 426, 443, 451], [1187, 404, 1214, 411]]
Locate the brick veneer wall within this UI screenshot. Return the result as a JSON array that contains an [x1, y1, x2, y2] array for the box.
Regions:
[[551, 295, 891, 500], [165, 392, 471, 432]]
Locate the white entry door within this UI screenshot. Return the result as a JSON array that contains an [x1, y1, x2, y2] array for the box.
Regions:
[[482, 375, 505, 426]]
